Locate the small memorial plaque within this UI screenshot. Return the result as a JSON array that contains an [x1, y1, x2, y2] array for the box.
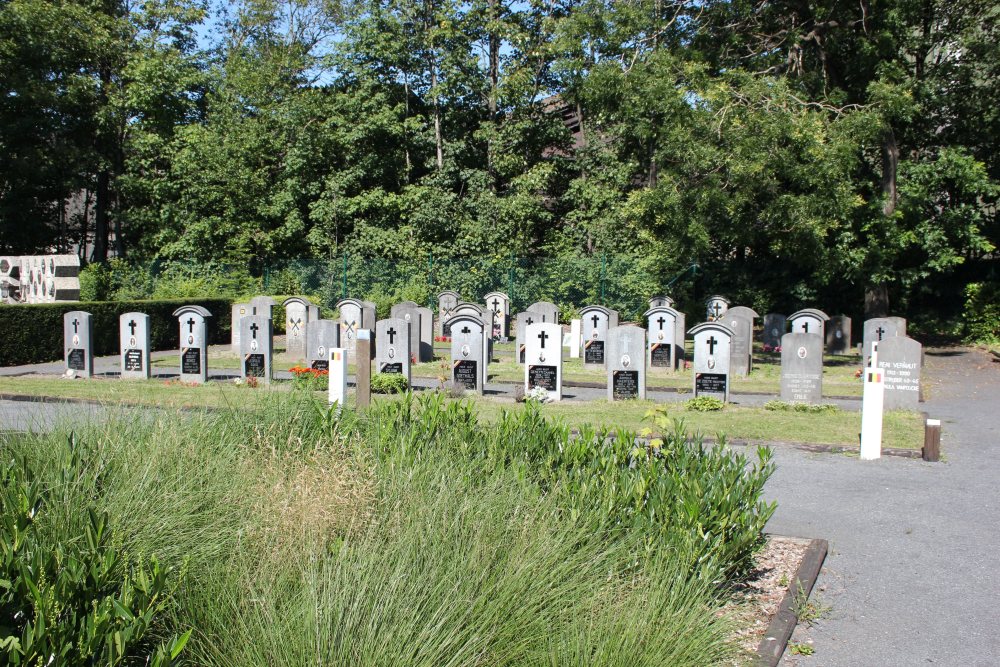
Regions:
[[182, 348, 201, 375], [695, 372, 727, 394], [380, 362, 403, 374], [584, 340, 604, 364], [124, 349, 143, 372], [650, 343, 671, 367], [68, 348, 85, 370], [311, 360, 329, 371], [528, 365, 558, 391], [453, 360, 477, 389], [612, 370, 639, 400], [245, 354, 266, 377]]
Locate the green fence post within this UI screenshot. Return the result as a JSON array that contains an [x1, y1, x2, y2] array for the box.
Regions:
[[428, 253, 434, 309], [600, 253, 606, 304], [508, 253, 515, 299], [341, 253, 348, 300]]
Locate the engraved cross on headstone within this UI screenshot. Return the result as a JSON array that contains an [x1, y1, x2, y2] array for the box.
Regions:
[[712, 303, 722, 318], [802, 321, 810, 333], [250, 322, 260, 339], [128, 320, 137, 336], [656, 316, 666, 330], [707, 336, 718, 355], [590, 314, 600, 329], [537, 330, 548, 348], [387, 327, 396, 344], [461, 326, 471, 335], [876, 326, 885, 340], [72, 318, 79, 334], [187, 317, 196, 333]]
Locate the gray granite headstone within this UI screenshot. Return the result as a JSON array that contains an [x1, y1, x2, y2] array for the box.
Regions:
[[336, 298, 364, 353], [416, 306, 434, 362], [449, 315, 485, 394], [648, 295, 674, 309], [119, 312, 151, 380], [607, 326, 646, 401], [64, 311, 93, 377], [174, 305, 211, 384], [240, 315, 273, 383], [282, 297, 311, 359], [524, 322, 562, 400], [438, 290, 460, 336], [689, 322, 733, 402], [826, 315, 852, 355], [390, 302, 421, 367], [376, 318, 411, 385], [250, 296, 277, 319], [762, 313, 786, 350], [306, 319, 339, 371], [705, 295, 730, 321], [779, 332, 823, 404], [887, 317, 907, 337], [484, 291, 510, 339], [231, 303, 250, 351], [862, 317, 901, 368], [362, 301, 377, 330], [644, 306, 680, 370], [580, 305, 612, 367], [674, 311, 686, 368], [725, 306, 758, 378], [788, 308, 829, 338], [515, 311, 542, 364], [528, 301, 559, 324], [876, 336, 922, 410]]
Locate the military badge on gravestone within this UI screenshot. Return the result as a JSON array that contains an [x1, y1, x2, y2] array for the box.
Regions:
[[798, 346, 807, 359]]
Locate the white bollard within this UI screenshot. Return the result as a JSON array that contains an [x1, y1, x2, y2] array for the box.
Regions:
[[860, 365, 885, 460], [328, 347, 347, 408]]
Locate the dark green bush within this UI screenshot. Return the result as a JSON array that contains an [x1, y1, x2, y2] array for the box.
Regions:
[[0, 440, 189, 666], [0, 298, 232, 366], [963, 282, 1000, 344], [371, 372, 409, 394]]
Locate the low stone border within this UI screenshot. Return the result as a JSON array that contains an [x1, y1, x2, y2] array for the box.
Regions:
[[756, 537, 829, 666]]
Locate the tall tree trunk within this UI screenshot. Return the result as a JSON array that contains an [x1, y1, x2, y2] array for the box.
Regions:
[[404, 76, 412, 183], [93, 169, 109, 263], [866, 125, 900, 318]]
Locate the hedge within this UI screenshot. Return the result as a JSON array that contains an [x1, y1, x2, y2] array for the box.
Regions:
[[0, 298, 233, 367]]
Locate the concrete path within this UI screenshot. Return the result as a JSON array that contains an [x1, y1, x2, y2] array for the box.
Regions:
[[763, 347, 1000, 666]]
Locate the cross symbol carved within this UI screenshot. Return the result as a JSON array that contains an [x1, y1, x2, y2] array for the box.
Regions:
[[128, 320, 137, 336], [187, 317, 196, 333], [387, 327, 396, 344], [461, 326, 472, 335], [538, 330, 548, 348], [591, 314, 600, 329], [707, 336, 718, 355], [250, 322, 260, 339], [875, 326, 886, 340], [656, 316, 666, 330], [72, 318, 79, 334]]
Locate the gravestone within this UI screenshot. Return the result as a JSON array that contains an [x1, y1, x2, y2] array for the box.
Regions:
[[887, 317, 907, 337], [516, 311, 542, 364], [307, 304, 320, 323], [674, 311, 686, 368], [282, 297, 312, 360], [231, 303, 250, 352], [416, 306, 434, 362], [788, 308, 829, 338], [648, 295, 674, 309], [119, 312, 151, 380], [645, 306, 681, 371], [448, 314, 485, 394], [250, 296, 277, 319], [484, 291, 511, 339], [438, 290, 460, 336], [174, 306, 211, 384], [876, 336, 922, 410], [689, 322, 733, 402], [362, 301, 377, 329], [569, 319, 581, 359], [64, 311, 93, 377], [306, 320, 339, 371], [524, 322, 562, 401], [762, 313, 786, 350], [336, 298, 365, 354], [862, 317, 902, 368], [376, 318, 411, 385], [725, 306, 758, 378], [779, 332, 823, 404], [826, 315, 852, 355], [390, 302, 422, 366], [580, 305, 612, 367], [705, 295, 730, 321], [607, 326, 646, 401], [240, 315, 273, 383], [528, 301, 559, 324]]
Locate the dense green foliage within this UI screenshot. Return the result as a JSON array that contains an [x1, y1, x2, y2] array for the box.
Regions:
[[0, 393, 778, 664], [370, 371, 409, 393], [3, 0, 997, 332], [0, 298, 231, 366]]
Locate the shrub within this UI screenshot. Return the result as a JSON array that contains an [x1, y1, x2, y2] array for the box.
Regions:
[[371, 372, 409, 394], [963, 282, 1000, 344], [764, 400, 840, 413], [685, 396, 725, 411], [0, 297, 232, 366]]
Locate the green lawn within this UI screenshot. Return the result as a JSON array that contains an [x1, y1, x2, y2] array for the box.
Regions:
[[0, 375, 923, 449]]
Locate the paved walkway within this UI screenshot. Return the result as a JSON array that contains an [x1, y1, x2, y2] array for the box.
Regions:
[[765, 346, 1000, 666], [1, 348, 996, 664]]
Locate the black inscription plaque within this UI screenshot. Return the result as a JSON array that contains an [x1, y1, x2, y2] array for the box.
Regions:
[[182, 348, 201, 375], [244, 353, 266, 377], [67, 348, 85, 370], [124, 349, 143, 372], [584, 340, 605, 364], [453, 360, 477, 389], [380, 362, 403, 374], [695, 372, 727, 396], [650, 343, 672, 368], [612, 370, 639, 400], [311, 360, 329, 371], [527, 365, 557, 391]]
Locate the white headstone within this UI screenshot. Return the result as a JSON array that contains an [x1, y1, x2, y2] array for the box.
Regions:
[[231, 303, 250, 352], [449, 315, 485, 394], [524, 322, 562, 401], [645, 306, 680, 371], [174, 305, 211, 384], [240, 315, 273, 383], [580, 305, 612, 367], [689, 322, 733, 402], [607, 326, 646, 401], [119, 312, 151, 380], [64, 311, 93, 377], [376, 317, 411, 385]]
